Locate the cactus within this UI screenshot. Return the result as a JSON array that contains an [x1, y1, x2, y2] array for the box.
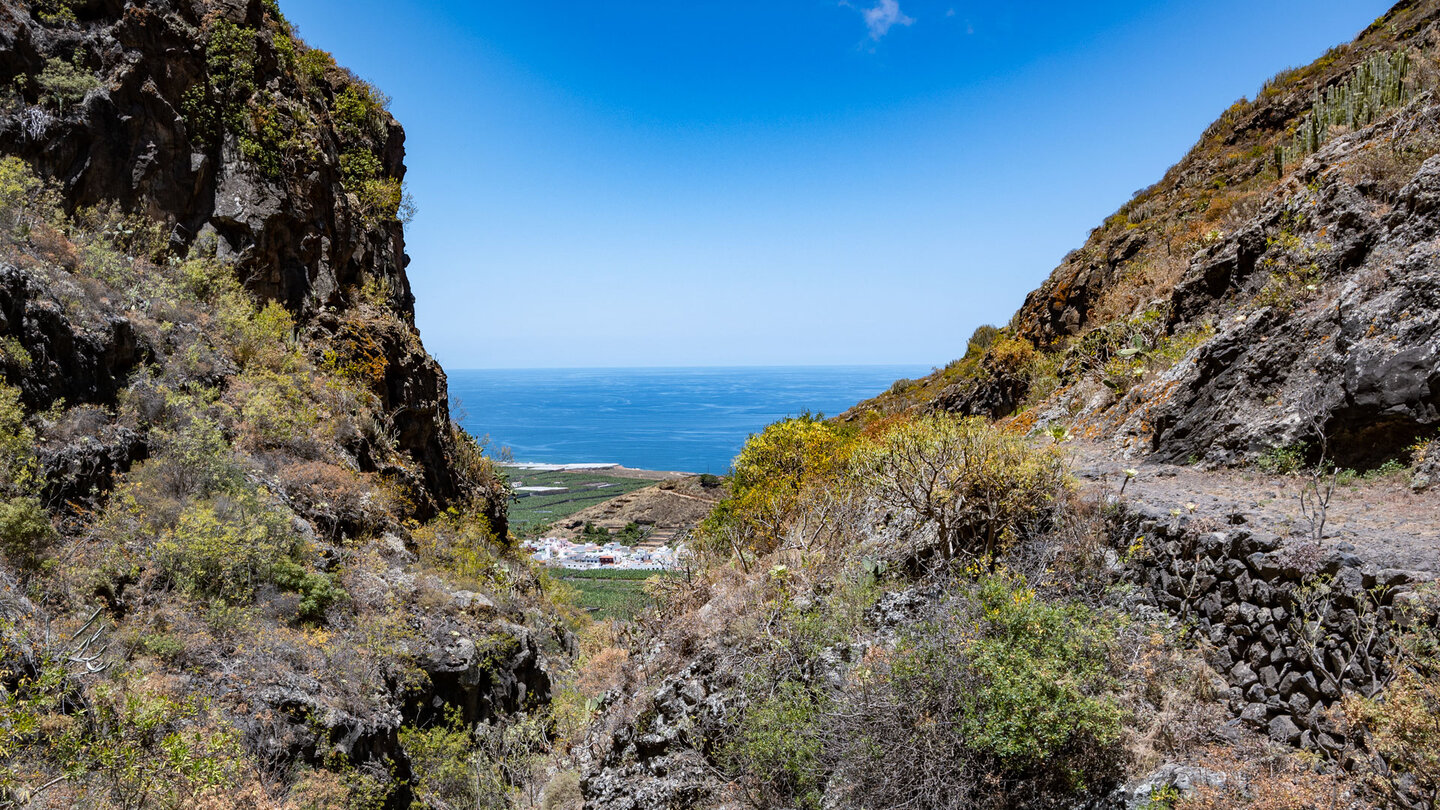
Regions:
[[1275, 49, 1419, 172]]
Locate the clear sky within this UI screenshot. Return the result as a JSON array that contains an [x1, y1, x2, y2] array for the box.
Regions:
[[279, 0, 1394, 369]]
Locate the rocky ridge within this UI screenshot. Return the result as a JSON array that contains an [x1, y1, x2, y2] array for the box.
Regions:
[[848, 0, 1440, 474], [0, 2, 555, 807], [0, 0, 477, 515]]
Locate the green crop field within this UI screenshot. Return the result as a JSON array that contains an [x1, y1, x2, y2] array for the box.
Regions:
[[503, 469, 655, 535], [551, 569, 676, 621]]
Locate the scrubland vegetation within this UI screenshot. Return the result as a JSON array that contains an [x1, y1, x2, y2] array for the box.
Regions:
[[0, 153, 575, 807], [8, 1, 1440, 808], [571, 407, 1440, 809]]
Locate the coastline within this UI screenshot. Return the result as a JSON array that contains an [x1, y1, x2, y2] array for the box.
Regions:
[[500, 461, 696, 481]]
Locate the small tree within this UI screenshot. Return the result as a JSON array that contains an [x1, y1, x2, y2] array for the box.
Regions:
[[855, 414, 1068, 567], [36, 57, 99, 113], [0, 496, 57, 572]]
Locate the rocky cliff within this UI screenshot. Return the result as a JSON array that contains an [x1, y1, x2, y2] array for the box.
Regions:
[[0, 0, 478, 516], [847, 0, 1440, 474], [1, 0, 410, 315], [0, 2, 558, 808]]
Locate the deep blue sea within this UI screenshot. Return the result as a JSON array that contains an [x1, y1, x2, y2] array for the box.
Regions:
[[447, 366, 929, 473]]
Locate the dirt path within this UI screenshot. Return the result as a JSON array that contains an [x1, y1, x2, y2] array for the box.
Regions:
[[1066, 443, 1440, 573]]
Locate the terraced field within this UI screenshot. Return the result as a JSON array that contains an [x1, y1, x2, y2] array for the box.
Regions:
[[505, 469, 659, 535]]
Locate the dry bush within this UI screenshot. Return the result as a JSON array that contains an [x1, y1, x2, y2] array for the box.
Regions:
[[1334, 585, 1440, 810], [1119, 628, 1227, 771], [37, 404, 110, 444], [1088, 253, 1190, 326], [854, 413, 1069, 570], [1178, 740, 1363, 810], [1344, 129, 1440, 198], [26, 220, 78, 270], [272, 458, 386, 540]]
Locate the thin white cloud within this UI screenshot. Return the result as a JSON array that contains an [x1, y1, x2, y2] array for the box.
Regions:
[[854, 0, 913, 40]]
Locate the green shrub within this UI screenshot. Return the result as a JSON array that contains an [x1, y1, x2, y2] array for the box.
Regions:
[[827, 573, 1123, 808], [235, 370, 320, 449], [36, 56, 99, 112], [0, 496, 57, 571], [0, 383, 36, 497], [183, 20, 259, 145], [731, 416, 855, 496], [704, 415, 858, 558], [945, 575, 1120, 769], [1254, 263, 1321, 312], [223, 299, 298, 371], [356, 176, 410, 224], [0, 157, 56, 233], [152, 491, 299, 602], [271, 558, 345, 623], [340, 148, 383, 185], [967, 324, 1001, 355], [177, 247, 240, 305], [333, 83, 388, 142], [0, 338, 31, 372], [1364, 457, 1409, 481], [1257, 442, 1307, 475], [413, 509, 509, 592], [400, 711, 490, 809], [723, 680, 830, 810], [134, 632, 187, 662], [238, 101, 289, 180], [32, 0, 81, 24], [142, 415, 243, 501], [295, 48, 335, 89], [0, 663, 243, 806], [984, 335, 1037, 378]]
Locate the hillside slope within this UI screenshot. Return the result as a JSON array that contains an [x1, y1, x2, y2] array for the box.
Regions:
[[0, 2, 564, 807], [573, 5, 1440, 810], [847, 0, 1440, 473]]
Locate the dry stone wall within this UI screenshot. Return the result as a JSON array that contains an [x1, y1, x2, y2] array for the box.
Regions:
[[1115, 500, 1434, 750]]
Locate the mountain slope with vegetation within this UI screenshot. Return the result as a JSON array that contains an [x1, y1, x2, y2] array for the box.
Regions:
[[847, 0, 1440, 475], [0, 1, 576, 807], [7, 1, 1440, 809], [573, 4, 1440, 810]]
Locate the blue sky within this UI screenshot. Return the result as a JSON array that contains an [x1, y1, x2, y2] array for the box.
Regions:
[[279, 0, 1393, 369]]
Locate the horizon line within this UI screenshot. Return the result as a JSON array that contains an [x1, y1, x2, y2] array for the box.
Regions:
[[445, 362, 939, 372]]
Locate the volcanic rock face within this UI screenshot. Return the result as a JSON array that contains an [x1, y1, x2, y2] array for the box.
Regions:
[[0, 0, 480, 515], [0, 0, 410, 315], [848, 2, 1440, 471], [1109, 141, 1440, 467]]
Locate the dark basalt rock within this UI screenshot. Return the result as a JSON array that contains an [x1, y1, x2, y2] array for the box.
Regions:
[[410, 622, 552, 728], [0, 0, 485, 516], [0, 0, 412, 318], [0, 263, 147, 408], [38, 424, 145, 507]]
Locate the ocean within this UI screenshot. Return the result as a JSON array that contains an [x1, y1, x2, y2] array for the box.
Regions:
[[447, 365, 929, 474]]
